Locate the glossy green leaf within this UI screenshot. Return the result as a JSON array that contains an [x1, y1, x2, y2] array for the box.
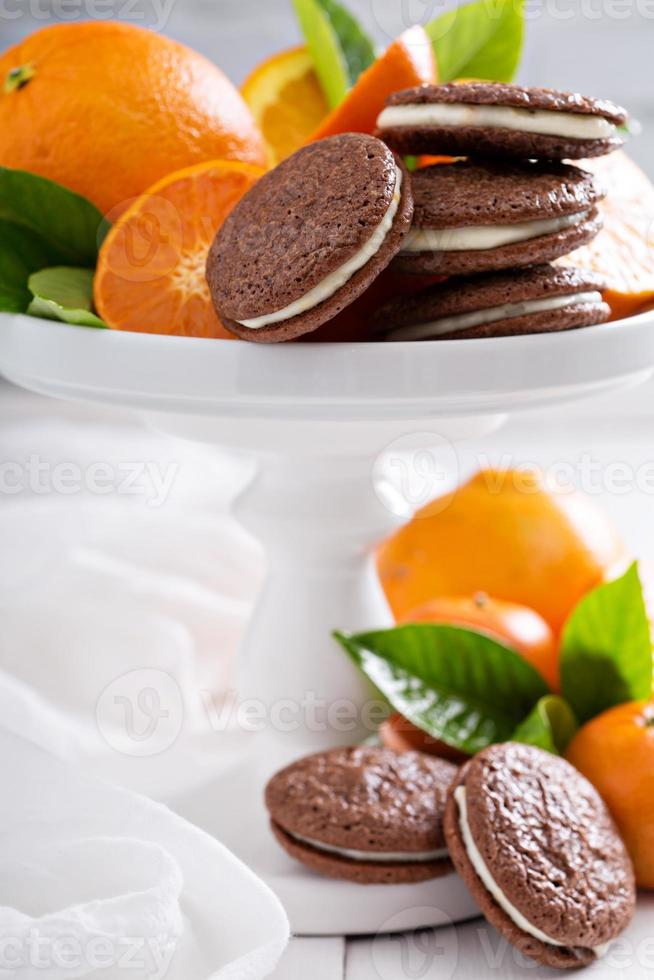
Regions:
[[427, 0, 525, 83], [27, 267, 106, 328], [292, 0, 375, 107], [512, 695, 579, 755], [334, 623, 548, 755], [0, 167, 105, 267], [560, 563, 652, 724], [0, 219, 62, 313]]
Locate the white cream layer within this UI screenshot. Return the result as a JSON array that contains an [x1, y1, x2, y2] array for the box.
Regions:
[[385, 291, 603, 342], [376, 104, 616, 141], [401, 211, 588, 254], [455, 787, 609, 959], [238, 166, 403, 329], [290, 829, 449, 864]]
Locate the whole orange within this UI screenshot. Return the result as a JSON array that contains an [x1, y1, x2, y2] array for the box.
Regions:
[[0, 22, 266, 215], [566, 701, 654, 888], [377, 468, 627, 635], [401, 593, 559, 690]]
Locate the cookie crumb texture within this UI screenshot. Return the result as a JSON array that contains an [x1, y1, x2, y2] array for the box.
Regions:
[[266, 746, 457, 884], [408, 161, 604, 228], [207, 134, 412, 340], [266, 745, 455, 852], [446, 743, 635, 969]]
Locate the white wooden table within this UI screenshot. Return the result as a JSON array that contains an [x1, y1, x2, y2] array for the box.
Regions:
[[271, 896, 654, 979]]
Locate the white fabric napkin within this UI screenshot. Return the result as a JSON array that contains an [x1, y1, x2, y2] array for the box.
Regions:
[[0, 728, 289, 980], [0, 385, 264, 799]]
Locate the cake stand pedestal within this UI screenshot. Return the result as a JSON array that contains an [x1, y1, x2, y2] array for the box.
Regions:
[[2, 311, 653, 935]]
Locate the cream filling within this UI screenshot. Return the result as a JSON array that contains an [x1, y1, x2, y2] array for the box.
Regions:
[[289, 829, 449, 864], [455, 787, 610, 959], [238, 166, 403, 329], [376, 103, 617, 141], [401, 211, 588, 254], [385, 291, 603, 342]]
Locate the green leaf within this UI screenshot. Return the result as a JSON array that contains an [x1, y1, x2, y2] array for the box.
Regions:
[[560, 563, 652, 724], [27, 267, 106, 328], [427, 0, 525, 83], [334, 624, 548, 755], [292, 0, 375, 108], [0, 219, 62, 313], [512, 695, 579, 755], [0, 168, 105, 267]]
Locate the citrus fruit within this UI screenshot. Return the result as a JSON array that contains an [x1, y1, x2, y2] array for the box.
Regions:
[[0, 22, 266, 215], [379, 712, 469, 764], [377, 468, 628, 635], [562, 152, 654, 320], [241, 46, 328, 166], [566, 700, 654, 888], [400, 593, 559, 690], [308, 26, 436, 142], [94, 159, 264, 338]]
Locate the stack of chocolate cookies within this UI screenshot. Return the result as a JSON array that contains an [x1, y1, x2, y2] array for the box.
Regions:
[[206, 82, 628, 344], [373, 82, 628, 341]]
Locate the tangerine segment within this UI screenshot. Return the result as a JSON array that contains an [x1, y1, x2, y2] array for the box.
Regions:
[[562, 152, 654, 320], [308, 26, 436, 142], [242, 46, 329, 165], [94, 160, 264, 338]]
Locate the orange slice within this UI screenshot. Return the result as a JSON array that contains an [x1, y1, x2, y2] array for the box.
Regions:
[[562, 151, 654, 320], [307, 25, 436, 142], [241, 46, 329, 166], [94, 159, 264, 338]]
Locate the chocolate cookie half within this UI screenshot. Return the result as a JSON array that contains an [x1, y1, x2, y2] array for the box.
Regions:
[[375, 265, 610, 341], [444, 743, 636, 969], [265, 746, 456, 884], [395, 160, 605, 276], [377, 83, 627, 161], [206, 134, 413, 342]]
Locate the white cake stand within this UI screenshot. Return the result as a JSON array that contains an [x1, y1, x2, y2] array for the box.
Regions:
[[2, 310, 654, 936]]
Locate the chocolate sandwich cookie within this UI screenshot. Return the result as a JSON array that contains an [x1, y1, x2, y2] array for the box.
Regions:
[[206, 134, 413, 342], [395, 160, 605, 276], [265, 746, 456, 884], [376, 83, 627, 161], [375, 265, 610, 341], [444, 743, 635, 968]]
